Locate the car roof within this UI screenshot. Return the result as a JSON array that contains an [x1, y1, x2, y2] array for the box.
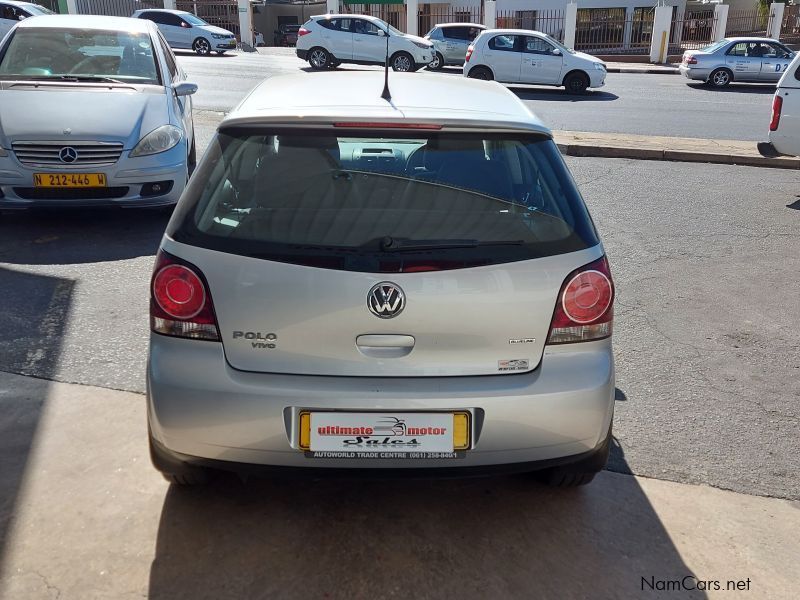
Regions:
[[223, 72, 550, 135], [313, 13, 384, 24], [16, 14, 154, 33], [133, 8, 190, 15], [478, 28, 550, 37], [723, 37, 780, 43], [435, 23, 486, 28]]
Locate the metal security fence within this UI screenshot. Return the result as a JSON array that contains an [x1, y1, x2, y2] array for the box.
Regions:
[[496, 9, 565, 42], [176, 0, 240, 38], [76, 0, 163, 16], [726, 7, 771, 37], [574, 7, 652, 55], [780, 5, 800, 44], [418, 5, 482, 37], [339, 3, 408, 32], [669, 9, 717, 53]]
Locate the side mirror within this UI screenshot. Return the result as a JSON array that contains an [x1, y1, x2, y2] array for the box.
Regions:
[[378, 30, 386, 37], [173, 82, 198, 97], [552, 48, 561, 56], [17, 14, 27, 20], [180, 22, 191, 29]]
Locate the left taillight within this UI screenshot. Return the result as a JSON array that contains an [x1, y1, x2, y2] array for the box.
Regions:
[[770, 94, 783, 131], [150, 250, 220, 341], [465, 44, 474, 62], [298, 27, 310, 37], [546, 256, 614, 345]]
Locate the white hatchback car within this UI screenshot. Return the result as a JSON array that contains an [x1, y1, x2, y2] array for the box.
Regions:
[[760, 50, 800, 157], [296, 14, 433, 72], [0, 1, 51, 38], [464, 29, 606, 94], [132, 8, 237, 56], [147, 71, 616, 487]]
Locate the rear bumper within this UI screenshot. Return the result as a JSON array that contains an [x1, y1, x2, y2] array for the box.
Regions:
[[679, 65, 709, 80], [148, 334, 615, 470], [296, 49, 308, 61]]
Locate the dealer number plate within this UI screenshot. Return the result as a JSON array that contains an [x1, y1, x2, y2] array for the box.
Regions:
[[300, 411, 470, 459], [34, 173, 107, 188]]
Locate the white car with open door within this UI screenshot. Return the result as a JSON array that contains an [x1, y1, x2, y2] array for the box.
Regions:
[[760, 51, 800, 158], [464, 28, 606, 94]]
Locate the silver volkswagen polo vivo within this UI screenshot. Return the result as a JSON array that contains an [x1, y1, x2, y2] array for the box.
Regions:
[[148, 72, 616, 486], [0, 15, 196, 208]]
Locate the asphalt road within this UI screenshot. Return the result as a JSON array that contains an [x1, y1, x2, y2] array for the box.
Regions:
[[178, 48, 775, 141], [1, 156, 797, 501]]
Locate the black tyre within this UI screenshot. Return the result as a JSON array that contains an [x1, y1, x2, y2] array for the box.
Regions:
[[467, 66, 493, 81], [564, 71, 589, 95], [536, 423, 612, 487], [149, 429, 211, 485], [428, 51, 444, 70], [192, 37, 211, 56], [708, 68, 732, 87], [308, 47, 331, 70], [391, 52, 414, 72]]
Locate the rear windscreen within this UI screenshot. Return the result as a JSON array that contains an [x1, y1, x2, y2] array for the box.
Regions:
[[170, 129, 600, 273]]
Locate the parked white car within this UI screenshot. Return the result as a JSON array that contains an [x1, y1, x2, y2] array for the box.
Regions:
[[132, 8, 236, 56], [296, 14, 433, 72], [464, 29, 606, 94], [759, 50, 800, 157], [0, 1, 52, 38]]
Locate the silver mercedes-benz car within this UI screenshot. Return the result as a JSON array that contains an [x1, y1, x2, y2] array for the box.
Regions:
[[679, 37, 795, 87], [0, 15, 196, 209], [147, 72, 616, 487]]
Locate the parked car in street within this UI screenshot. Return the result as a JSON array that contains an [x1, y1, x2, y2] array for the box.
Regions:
[[296, 14, 433, 72], [274, 23, 300, 47], [759, 49, 800, 157], [147, 71, 616, 487], [132, 8, 236, 55], [464, 29, 606, 94], [679, 37, 795, 87], [0, 15, 197, 208], [424, 22, 485, 70], [0, 1, 52, 37]]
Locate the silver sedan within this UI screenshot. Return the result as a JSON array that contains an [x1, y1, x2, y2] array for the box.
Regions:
[[679, 37, 795, 87]]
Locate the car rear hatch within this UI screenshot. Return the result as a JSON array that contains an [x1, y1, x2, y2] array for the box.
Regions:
[[165, 125, 603, 377]]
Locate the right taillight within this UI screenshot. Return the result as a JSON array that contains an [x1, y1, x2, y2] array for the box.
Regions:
[[465, 45, 473, 62], [770, 94, 783, 131], [150, 250, 220, 341], [298, 27, 310, 37], [547, 256, 614, 345]]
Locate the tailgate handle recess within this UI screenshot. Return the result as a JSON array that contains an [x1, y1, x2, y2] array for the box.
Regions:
[[356, 335, 415, 358]]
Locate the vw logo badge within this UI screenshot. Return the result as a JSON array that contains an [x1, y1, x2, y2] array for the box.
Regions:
[[59, 147, 78, 164], [367, 282, 405, 319]]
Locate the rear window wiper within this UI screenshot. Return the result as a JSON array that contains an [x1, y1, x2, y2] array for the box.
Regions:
[[378, 237, 524, 252]]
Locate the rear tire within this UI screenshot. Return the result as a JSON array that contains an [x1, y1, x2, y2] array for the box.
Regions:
[[467, 66, 493, 80], [308, 47, 331, 70], [428, 51, 444, 70], [536, 423, 612, 487], [563, 71, 589, 95], [708, 67, 732, 87], [149, 428, 211, 486]]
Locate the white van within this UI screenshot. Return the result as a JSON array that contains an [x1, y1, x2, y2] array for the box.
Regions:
[[760, 51, 800, 157]]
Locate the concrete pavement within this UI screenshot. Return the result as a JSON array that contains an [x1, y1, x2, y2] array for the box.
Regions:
[[0, 370, 797, 599]]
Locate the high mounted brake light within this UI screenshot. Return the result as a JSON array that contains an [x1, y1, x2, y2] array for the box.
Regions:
[[546, 256, 615, 345], [150, 251, 220, 341], [333, 122, 443, 130]]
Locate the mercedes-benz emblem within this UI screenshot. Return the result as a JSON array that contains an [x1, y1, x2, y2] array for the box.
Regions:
[[367, 282, 405, 319], [59, 147, 78, 164]]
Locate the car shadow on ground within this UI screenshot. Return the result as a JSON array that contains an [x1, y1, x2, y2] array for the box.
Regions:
[[0, 268, 73, 571], [147, 388, 706, 599], [787, 198, 800, 210], [172, 50, 237, 58], [0, 208, 169, 265], [508, 87, 619, 102], [686, 82, 776, 95]]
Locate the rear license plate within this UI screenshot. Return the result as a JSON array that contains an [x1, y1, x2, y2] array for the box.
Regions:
[[34, 173, 106, 188], [300, 411, 470, 458]]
